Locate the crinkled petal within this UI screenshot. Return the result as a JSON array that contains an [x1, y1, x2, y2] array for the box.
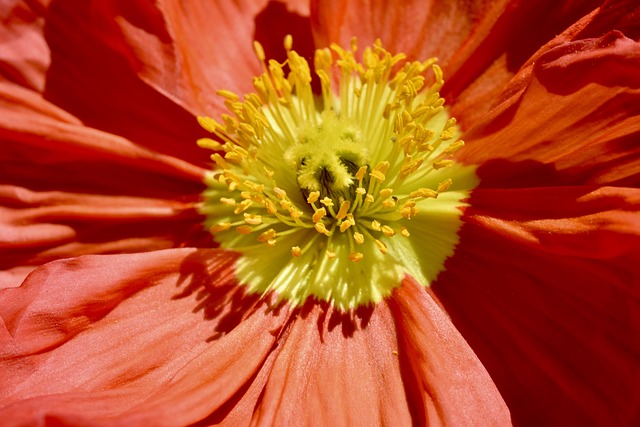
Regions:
[[460, 32, 640, 187], [0, 249, 288, 427], [0, 0, 50, 90], [433, 185, 640, 425], [0, 185, 210, 289]]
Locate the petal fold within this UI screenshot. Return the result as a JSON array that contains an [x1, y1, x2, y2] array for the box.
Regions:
[[388, 277, 512, 426]]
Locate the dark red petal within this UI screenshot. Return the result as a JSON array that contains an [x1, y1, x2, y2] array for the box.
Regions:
[[42, 0, 209, 166], [460, 32, 640, 188], [0, 80, 205, 196], [388, 277, 511, 425], [0, 0, 50, 91], [253, 301, 413, 425], [433, 186, 640, 425], [0, 249, 288, 426]]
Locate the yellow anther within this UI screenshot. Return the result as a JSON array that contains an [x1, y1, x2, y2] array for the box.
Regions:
[[312, 207, 327, 223], [444, 140, 465, 154], [355, 166, 368, 181], [365, 194, 375, 203], [244, 213, 262, 225], [253, 41, 266, 62], [307, 191, 320, 204], [210, 222, 231, 233], [234, 199, 253, 214], [197, 138, 223, 150], [236, 225, 253, 235], [273, 187, 287, 199], [326, 250, 336, 260], [349, 252, 364, 262], [370, 170, 386, 182], [291, 246, 302, 257], [356, 187, 367, 195], [339, 214, 355, 232], [379, 188, 394, 198], [336, 200, 351, 220], [220, 197, 236, 206], [315, 222, 331, 236], [197, 116, 219, 133], [400, 227, 411, 237], [320, 197, 334, 207], [381, 198, 396, 208], [400, 201, 419, 219], [437, 179, 453, 193], [354, 232, 365, 245], [371, 220, 381, 231], [284, 34, 293, 51], [289, 208, 303, 220], [264, 199, 277, 214], [280, 200, 291, 211], [374, 239, 388, 254], [381, 225, 396, 237], [257, 229, 277, 244], [216, 89, 240, 101], [212, 153, 230, 169], [410, 188, 438, 199], [433, 160, 454, 170]]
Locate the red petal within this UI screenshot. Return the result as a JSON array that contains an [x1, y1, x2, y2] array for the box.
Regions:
[[42, 1, 210, 166], [0, 249, 288, 426], [0, 0, 50, 91], [432, 186, 640, 425], [388, 277, 511, 425], [0, 184, 211, 289], [460, 32, 640, 187], [253, 301, 413, 425], [0, 81, 205, 196]]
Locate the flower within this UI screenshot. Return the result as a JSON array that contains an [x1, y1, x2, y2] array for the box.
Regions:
[[1, 0, 639, 426]]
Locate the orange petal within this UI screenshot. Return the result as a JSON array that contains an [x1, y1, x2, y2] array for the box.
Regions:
[[253, 301, 413, 425], [0, 249, 288, 426], [460, 31, 640, 187]]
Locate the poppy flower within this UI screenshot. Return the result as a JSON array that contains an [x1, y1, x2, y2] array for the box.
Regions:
[[1, 0, 639, 425]]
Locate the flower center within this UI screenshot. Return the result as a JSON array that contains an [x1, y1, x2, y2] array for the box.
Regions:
[[198, 37, 478, 310]]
